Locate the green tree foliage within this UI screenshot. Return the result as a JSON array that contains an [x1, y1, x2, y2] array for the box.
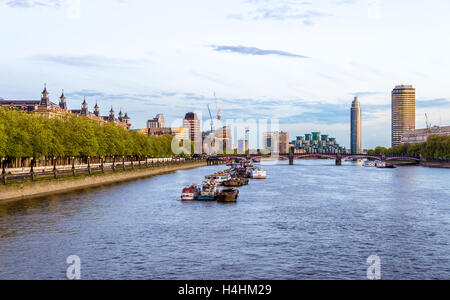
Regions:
[[0, 123, 7, 158], [0, 107, 176, 159], [421, 135, 450, 159], [368, 135, 450, 159]]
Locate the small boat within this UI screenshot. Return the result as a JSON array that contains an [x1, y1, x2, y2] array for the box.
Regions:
[[376, 161, 397, 169], [223, 177, 249, 187], [217, 188, 239, 203], [243, 160, 254, 168], [181, 184, 201, 201], [250, 168, 267, 179], [197, 180, 218, 201], [205, 173, 231, 185], [363, 160, 376, 167], [233, 167, 249, 178]]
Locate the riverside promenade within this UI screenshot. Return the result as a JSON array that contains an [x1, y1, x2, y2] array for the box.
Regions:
[[0, 159, 206, 204]]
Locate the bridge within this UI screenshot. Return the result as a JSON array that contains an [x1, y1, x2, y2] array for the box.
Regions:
[[214, 153, 421, 166]]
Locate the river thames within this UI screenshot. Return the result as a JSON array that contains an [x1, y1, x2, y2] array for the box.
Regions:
[[0, 160, 449, 280]]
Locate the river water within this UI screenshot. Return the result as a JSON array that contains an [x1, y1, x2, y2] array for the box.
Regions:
[[0, 160, 449, 280]]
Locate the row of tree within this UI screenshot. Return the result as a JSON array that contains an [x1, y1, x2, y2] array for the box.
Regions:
[[0, 107, 182, 159], [368, 135, 450, 159]]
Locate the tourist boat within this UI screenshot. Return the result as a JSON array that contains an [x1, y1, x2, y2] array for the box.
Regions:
[[363, 160, 376, 167], [376, 161, 397, 169], [197, 180, 218, 201], [205, 173, 231, 185], [249, 168, 267, 179], [181, 184, 201, 201], [217, 188, 239, 203]]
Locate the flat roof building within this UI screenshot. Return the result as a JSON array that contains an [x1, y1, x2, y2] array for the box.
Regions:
[[401, 126, 450, 144]]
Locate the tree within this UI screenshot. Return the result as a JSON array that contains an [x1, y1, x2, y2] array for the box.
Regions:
[[0, 107, 177, 160], [0, 123, 7, 158]]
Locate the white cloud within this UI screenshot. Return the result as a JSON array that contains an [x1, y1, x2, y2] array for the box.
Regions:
[[1, 0, 450, 148]]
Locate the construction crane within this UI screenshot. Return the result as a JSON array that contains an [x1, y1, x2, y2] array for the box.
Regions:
[[207, 104, 214, 132], [214, 91, 221, 122], [425, 113, 431, 131]]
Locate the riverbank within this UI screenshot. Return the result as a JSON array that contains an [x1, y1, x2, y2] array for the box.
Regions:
[[421, 161, 450, 168], [0, 161, 206, 204]]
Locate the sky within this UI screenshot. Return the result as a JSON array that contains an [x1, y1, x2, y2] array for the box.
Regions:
[[1, 0, 450, 149]]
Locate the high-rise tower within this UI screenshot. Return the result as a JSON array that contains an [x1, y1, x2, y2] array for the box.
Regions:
[[350, 97, 362, 154], [183, 112, 201, 154], [392, 85, 415, 147]]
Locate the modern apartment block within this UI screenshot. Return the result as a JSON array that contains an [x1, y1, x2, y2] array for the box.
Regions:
[[392, 85, 415, 147]]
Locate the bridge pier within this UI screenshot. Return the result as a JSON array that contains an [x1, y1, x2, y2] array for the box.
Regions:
[[335, 153, 342, 166], [289, 152, 294, 165]]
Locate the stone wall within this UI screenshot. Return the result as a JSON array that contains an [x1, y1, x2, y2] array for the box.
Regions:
[[0, 161, 205, 204]]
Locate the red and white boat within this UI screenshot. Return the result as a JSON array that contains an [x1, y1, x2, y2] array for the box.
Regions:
[[181, 184, 201, 201], [248, 167, 267, 179]]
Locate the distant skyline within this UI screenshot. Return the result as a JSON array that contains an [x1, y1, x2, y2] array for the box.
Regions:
[[1, 0, 450, 148]]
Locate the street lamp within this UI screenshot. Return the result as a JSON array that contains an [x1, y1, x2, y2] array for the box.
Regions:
[[72, 156, 75, 176], [1, 157, 5, 175]]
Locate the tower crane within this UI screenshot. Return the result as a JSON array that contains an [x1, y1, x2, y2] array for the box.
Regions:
[[425, 113, 431, 132], [207, 104, 214, 132], [214, 91, 221, 122]]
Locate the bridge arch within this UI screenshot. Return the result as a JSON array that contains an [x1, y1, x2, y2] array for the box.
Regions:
[[294, 153, 339, 160], [344, 155, 382, 161]]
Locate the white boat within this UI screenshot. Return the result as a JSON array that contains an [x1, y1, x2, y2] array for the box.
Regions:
[[363, 160, 376, 167], [205, 173, 231, 185], [376, 161, 386, 168], [181, 184, 201, 201], [376, 161, 396, 169], [250, 168, 267, 179]]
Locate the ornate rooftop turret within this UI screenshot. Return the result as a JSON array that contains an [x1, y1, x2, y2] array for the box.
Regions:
[[59, 90, 67, 110], [123, 112, 131, 125], [94, 102, 100, 117], [109, 106, 115, 121], [40, 84, 50, 106], [42, 84, 48, 97], [118, 109, 123, 122], [81, 97, 88, 114]]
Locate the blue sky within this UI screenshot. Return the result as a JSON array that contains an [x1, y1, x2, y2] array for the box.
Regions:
[[1, 0, 450, 149]]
